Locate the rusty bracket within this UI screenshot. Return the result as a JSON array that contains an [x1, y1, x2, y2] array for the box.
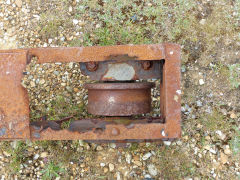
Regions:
[[0, 43, 181, 141]]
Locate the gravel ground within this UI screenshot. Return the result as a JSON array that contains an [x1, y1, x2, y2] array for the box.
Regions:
[[0, 0, 240, 179]]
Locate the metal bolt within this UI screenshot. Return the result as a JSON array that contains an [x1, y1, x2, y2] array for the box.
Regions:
[[111, 127, 120, 136], [141, 61, 152, 70], [85, 62, 98, 72]]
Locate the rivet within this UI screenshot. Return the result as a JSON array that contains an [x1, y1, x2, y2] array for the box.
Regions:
[[141, 61, 152, 70], [85, 62, 98, 72]]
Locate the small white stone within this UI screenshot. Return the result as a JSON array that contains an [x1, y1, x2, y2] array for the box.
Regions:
[[3, 151, 11, 157], [145, 174, 152, 178], [96, 24, 101, 28], [163, 141, 171, 146], [48, 38, 53, 43], [109, 143, 116, 149], [39, 79, 45, 85], [73, 19, 78, 25], [204, 145, 211, 151], [215, 130, 226, 140], [125, 153, 132, 164], [199, 19, 206, 25], [147, 164, 158, 176], [100, 163, 105, 167], [170, 51, 174, 55], [142, 152, 152, 161], [224, 146, 232, 155], [68, 62, 74, 69], [209, 148, 217, 154], [69, 6, 73, 12], [96, 146, 103, 151], [116, 172, 121, 180], [40, 152, 48, 158], [6, 0, 11, 5], [33, 154, 39, 160], [109, 163, 114, 172], [199, 79, 205, 85]]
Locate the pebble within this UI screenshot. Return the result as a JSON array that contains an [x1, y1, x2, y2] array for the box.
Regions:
[[103, 167, 108, 173], [224, 146, 232, 155], [125, 153, 132, 164], [61, 83, 66, 86], [96, 146, 103, 151], [30, 81, 35, 87], [39, 79, 45, 85], [142, 152, 152, 161], [196, 100, 202, 107], [204, 145, 211, 151], [163, 141, 171, 146], [15, 0, 22, 7], [109, 143, 116, 149], [147, 164, 158, 176], [199, 79, 205, 85], [33, 154, 39, 160], [100, 163, 105, 167], [48, 38, 52, 44], [109, 163, 114, 172], [40, 152, 48, 158], [116, 172, 121, 180], [230, 112, 237, 119], [220, 152, 228, 164], [199, 19, 206, 25], [144, 174, 152, 178], [73, 19, 78, 25], [133, 160, 142, 166], [215, 130, 226, 140], [209, 149, 217, 154]]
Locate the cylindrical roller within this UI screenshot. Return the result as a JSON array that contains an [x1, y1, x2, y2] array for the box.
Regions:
[[84, 82, 155, 116]]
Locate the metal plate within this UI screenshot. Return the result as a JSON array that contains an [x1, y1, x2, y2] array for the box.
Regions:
[[80, 60, 162, 81]]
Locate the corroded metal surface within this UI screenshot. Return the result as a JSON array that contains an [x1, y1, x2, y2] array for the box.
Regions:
[[0, 50, 30, 140], [85, 82, 155, 116], [28, 44, 165, 63], [80, 60, 161, 81], [0, 43, 181, 141], [30, 117, 170, 140]]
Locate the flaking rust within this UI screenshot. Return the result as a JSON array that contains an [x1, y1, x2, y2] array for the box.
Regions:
[[0, 43, 181, 141]]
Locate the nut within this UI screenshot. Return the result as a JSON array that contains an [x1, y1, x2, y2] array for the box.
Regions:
[[85, 62, 98, 72], [141, 61, 152, 70]]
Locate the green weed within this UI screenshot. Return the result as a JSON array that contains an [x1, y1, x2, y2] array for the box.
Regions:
[[230, 126, 240, 158], [199, 109, 232, 132], [9, 141, 28, 173], [156, 146, 197, 179], [41, 161, 65, 180], [228, 64, 240, 89]]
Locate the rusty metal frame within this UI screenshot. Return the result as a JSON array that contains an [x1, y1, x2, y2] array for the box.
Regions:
[[0, 43, 181, 141]]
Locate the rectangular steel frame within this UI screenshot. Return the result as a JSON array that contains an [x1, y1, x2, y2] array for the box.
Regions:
[[0, 43, 181, 141]]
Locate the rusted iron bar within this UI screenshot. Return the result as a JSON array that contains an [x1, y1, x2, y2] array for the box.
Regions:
[[0, 43, 181, 141]]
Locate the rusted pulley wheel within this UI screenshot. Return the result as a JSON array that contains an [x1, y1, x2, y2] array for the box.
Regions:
[[84, 82, 155, 116]]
